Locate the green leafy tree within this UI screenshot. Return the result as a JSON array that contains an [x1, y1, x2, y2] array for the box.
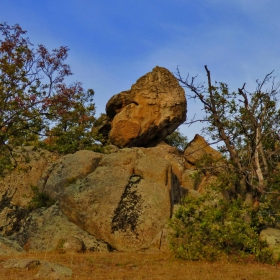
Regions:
[[171, 66, 280, 262], [176, 66, 280, 202], [164, 129, 188, 151], [0, 22, 97, 174], [41, 85, 97, 154], [170, 193, 273, 263]]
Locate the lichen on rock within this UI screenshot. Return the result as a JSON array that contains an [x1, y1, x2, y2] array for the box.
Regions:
[[111, 175, 143, 235]]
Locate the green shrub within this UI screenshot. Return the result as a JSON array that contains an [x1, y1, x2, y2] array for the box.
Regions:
[[189, 171, 203, 190], [164, 129, 188, 152], [169, 193, 274, 263], [0, 151, 13, 177], [28, 185, 55, 210], [56, 238, 67, 254]]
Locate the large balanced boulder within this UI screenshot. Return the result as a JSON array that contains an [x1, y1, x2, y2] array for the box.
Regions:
[[42, 148, 182, 252], [106, 66, 187, 147]]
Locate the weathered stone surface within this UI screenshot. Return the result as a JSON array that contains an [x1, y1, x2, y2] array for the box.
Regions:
[[40, 150, 103, 200], [107, 66, 187, 147], [147, 141, 215, 193], [260, 228, 280, 260], [181, 170, 198, 190], [35, 262, 73, 279], [55, 148, 182, 252], [12, 204, 110, 252], [0, 236, 24, 255], [0, 135, 230, 255], [147, 141, 191, 189], [2, 258, 40, 269], [0, 138, 228, 255], [0, 147, 58, 207], [0, 147, 59, 237], [0, 196, 29, 237], [61, 236, 86, 253], [103, 144, 119, 154], [184, 134, 222, 165], [2, 258, 72, 279], [181, 134, 225, 193]]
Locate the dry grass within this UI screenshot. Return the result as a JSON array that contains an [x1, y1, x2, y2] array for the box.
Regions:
[[0, 251, 280, 279]]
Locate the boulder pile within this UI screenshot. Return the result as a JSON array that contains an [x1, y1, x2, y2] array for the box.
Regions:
[[0, 66, 233, 256]]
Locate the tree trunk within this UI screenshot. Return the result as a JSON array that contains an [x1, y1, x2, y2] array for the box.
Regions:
[[254, 127, 265, 192]]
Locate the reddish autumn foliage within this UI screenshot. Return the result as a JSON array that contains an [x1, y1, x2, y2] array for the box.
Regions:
[[0, 23, 99, 173]]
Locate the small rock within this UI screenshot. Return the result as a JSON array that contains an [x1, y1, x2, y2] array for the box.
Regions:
[[184, 134, 222, 165], [0, 236, 24, 255], [2, 258, 40, 269], [260, 228, 280, 260], [35, 262, 73, 279], [62, 236, 86, 253], [103, 145, 119, 154]]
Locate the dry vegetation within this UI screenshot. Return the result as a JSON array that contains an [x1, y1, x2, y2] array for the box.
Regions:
[[0, 251, 280, 279]]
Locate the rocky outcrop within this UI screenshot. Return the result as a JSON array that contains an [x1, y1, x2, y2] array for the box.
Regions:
[[184, 134, 222, 165], [181, 134, 224, 192], [0, 145, 183, 254], [106, 66, 187, 147], [0, 147, 59, 237], [0, 149, 111, 254], [42, 148, 182, 252], [35, 261, 73, 279], [0, 132, 234, 255], [0, 146, 58, 208], [2, 258, 41, 269], [11, 203, 110, 252], [39, 150, 103, 200]]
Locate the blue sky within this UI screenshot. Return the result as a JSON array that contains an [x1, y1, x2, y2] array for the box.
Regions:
[[1, 0, 279, 141]]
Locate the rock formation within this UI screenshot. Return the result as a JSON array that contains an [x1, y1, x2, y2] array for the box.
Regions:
[[0, 65, 242, 257], [184, 134, 222, 165], [42, 148, 182, 252], [181, 134, 224, 193], [0, 133, 231, 255], [106, 66, 187, 147], [13, 203, 110, 252], [0, 147, 59, 237]]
